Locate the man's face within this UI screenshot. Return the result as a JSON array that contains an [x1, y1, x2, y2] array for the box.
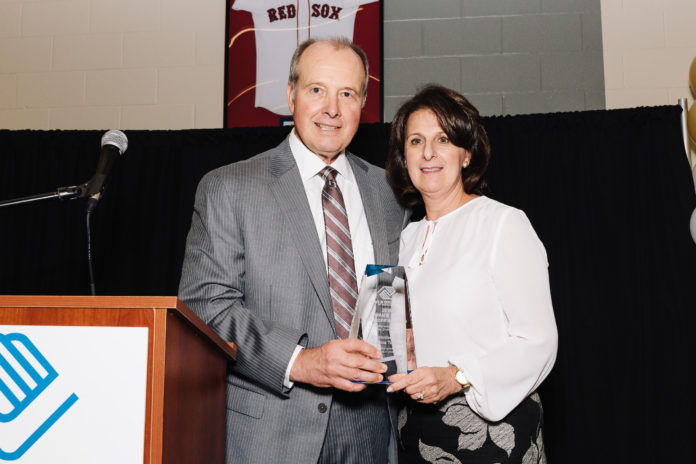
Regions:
[[286, 42, 366, 163]]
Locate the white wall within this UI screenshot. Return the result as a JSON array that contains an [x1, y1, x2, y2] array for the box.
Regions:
[[601, 0, 696, 109], [2, 0, 696, 132], [0, 0, 226, 130]]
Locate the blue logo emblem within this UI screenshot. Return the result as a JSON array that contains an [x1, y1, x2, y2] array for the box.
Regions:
[[0, 333, 78, 461]]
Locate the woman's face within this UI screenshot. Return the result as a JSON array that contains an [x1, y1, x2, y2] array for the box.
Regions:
[[404, 108, 470, 201]]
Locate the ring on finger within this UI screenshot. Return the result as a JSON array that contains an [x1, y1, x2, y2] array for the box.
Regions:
[[415, 392, 424, 401]]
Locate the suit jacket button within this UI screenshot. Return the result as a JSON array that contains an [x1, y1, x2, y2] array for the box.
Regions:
[[318, 403, 328, 413]]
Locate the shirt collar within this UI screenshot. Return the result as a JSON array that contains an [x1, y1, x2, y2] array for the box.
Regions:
[[289, 129, 353, 183]]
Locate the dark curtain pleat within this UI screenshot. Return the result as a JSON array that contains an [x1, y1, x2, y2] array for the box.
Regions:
[[1, 107, 695, 462]]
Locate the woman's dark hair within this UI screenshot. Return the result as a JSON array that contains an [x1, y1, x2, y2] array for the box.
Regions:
[[386, 84, 491, 208]]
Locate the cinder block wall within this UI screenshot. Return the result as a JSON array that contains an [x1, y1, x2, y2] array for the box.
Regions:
[[383, 0, 605, 119], [601, 0, 696, 109], [3, 0, 694, 129], [0, 0, 225, 130]]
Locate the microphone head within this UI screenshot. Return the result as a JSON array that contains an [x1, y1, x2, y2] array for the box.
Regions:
[[101, 130, 128, 155]]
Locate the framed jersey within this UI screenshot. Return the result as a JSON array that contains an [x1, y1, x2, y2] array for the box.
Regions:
[[224, 0, 383, 128]]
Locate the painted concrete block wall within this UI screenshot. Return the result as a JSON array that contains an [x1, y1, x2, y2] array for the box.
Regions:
[[383, 0, 605, 119], [1, 0, 694, 129], [0, 0, 226, 130], [601, 0, 696, 110]]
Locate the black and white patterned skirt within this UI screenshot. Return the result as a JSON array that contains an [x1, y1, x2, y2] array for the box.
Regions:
[[398, 392, 546, 463]]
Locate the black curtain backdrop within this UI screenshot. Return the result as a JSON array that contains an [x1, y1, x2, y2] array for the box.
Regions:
[[1, 106, 695, 462]]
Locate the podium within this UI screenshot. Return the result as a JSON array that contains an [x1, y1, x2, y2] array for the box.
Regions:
[[0, 296, 236, 464]]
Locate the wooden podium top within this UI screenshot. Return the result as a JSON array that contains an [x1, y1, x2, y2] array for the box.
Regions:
[[0, 295, 182, 309], [0, 295, 237, 360]]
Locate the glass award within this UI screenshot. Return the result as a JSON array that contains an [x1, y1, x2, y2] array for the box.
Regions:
[[349, 265, 416, 383]]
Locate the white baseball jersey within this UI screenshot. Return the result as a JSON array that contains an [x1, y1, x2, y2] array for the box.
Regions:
[[232, 0, 377, 115]]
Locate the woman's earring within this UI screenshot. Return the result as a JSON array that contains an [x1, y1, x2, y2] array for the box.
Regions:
[[462, 159, 470, 168]]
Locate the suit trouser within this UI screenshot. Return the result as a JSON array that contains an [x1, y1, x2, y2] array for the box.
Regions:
[[318, 386, 391, 464]]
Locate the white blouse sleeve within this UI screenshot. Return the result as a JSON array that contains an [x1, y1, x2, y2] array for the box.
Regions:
[[450, 209, 558, 421]]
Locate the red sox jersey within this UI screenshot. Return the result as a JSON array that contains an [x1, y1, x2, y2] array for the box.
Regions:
[[232, 0, 377, 115]]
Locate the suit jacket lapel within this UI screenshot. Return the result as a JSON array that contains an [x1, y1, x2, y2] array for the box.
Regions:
[[268, 138, 334, 325], [348, 154, 390, 265]]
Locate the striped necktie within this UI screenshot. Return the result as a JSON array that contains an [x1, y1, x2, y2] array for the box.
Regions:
[[320, 166, 359, 339]]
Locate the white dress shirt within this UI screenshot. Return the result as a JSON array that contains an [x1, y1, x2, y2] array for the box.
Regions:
[[288, 130, 375, 283], [400, 196, 558, 421], [284, 130, 375, 387]]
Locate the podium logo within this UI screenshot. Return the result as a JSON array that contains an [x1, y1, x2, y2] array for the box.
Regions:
[[0, 333, 78, 461]]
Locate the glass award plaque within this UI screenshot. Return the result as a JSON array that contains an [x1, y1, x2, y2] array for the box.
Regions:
[[349, 265, 416, 383]]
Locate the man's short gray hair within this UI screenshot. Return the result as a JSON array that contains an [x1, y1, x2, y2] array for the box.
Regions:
[[288, 37, 370, 104]]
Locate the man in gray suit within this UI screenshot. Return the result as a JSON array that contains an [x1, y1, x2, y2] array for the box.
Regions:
[[179, 38, 408, 463]]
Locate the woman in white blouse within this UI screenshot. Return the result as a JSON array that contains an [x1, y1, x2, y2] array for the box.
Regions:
[[385, 84, 558, 463]]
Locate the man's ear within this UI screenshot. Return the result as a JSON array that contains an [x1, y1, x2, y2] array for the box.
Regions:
[[286, 83, 295, 114]]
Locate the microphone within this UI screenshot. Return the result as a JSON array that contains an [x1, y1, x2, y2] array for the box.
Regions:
[[84, 130, 128, 212]]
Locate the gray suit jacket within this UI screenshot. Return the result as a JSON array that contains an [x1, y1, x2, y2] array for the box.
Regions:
[[178, 135, 408, 463]]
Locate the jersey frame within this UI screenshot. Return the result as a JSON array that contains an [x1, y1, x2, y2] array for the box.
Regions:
[[224, 1, 383, 128]]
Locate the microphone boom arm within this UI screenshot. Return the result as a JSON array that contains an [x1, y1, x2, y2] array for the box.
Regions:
[[0, 184, 87, 209]]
